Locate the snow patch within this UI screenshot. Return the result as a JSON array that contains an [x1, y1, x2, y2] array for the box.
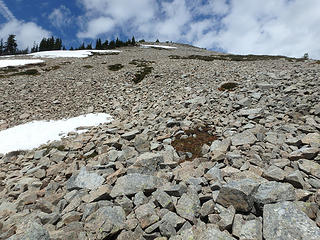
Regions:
[[0, 113, 113, 154], [140, 44, 177, 49], [0, 59, 44, 68], [28, 50, 121, 58]]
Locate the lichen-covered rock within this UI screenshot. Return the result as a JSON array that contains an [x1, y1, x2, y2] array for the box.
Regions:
[[263, 201, 320, 240]]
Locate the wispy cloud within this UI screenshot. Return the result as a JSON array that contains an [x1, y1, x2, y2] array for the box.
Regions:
[[0, 0, 16, 21], [76, 0, 320, 59], [48, 5, 73, 29], [0, 0, 50, 49]]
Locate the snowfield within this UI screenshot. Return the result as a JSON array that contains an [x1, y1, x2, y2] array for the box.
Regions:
[[140, 44, 177, 49], [28, 50, 121, 58], [0, 59, 44, 68], [0, 113, 113, 154]]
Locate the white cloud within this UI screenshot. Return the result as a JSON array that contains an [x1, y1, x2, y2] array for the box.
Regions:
[[0, 20, 51, 49], [48, 5, 72, 29], [0, 0, 16, 21], [76, 0, 320, 58], [77, 17, 115, 39], [0, 0, 51, 50]]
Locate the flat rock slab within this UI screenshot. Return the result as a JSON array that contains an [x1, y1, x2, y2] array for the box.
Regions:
[[231, 131, 257, 146], [289, 147, 319, 161], [110, 173, 160, 197], [253, 182, 296, 210], [263, 201, 320, 240], [66, 167, 104, 191]]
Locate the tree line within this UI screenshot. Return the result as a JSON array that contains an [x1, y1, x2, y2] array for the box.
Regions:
[[0, 34, 139, 56]]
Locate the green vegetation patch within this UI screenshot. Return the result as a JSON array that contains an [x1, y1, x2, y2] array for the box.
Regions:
[[172, 126, 217, 161], [133, 66, 153, 84], [83, 65, 94, 69], [169, 54, 305, 62], [218, 82, 238, 91], [42, 65, 61, 72], [14, 69, 40, 76], [107, 64, 124, 71], [129, 59, 155, 67]]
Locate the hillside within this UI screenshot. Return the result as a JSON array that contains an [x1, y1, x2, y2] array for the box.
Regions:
[[0, 43, 320, 239]]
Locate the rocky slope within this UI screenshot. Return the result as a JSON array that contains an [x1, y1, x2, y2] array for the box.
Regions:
[[0, 43, 320, 239]]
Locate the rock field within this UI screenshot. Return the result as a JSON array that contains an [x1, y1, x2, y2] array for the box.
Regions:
[[0, 43, 320, 239]]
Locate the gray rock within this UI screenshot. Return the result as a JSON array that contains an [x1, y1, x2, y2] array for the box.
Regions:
[[110, 174, 160, 197], [239, 219, 262, 240], [176, 192, 200, 221], [121, 129, 140, 140], [66, 167, 104, 191], [152, 189, 174, 210], [200, 200, 215, 217], [8, 222, 50, 240], [50, 150, 67, 162], [135, 202, 159, 229], [263, 165, 286, 181], [217, 178, 259, 212], [289, 147, 319, 160], [82, 184, 112, 203], [297, 159, 320, 178], [216, 204, 235, 231], [263, 201, 320, 240], [158, 211, 186, 237], [253, 182, 296, 210], [301, 133, 320, 145], [85, 206, 126, 237], [34, 149, 46, 160], [128, 152, 164, 174], [134, 133, 150, 153], [162, 183, 187, 197], [231, 131, 257, 146], [285, 170, 305, 188], [238, 108, 263, 117]]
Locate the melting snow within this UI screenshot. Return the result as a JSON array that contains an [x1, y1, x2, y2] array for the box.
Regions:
[[140, 44, 177, 49], [0, 59, 44, 68], [0, 113, 113, 154], [28, 50, 121, 58]]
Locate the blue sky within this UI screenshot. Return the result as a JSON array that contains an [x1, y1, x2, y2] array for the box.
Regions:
[[0, 0, 320, 58]]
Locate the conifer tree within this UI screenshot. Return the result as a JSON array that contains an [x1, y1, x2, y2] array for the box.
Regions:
[[95, 38, 102, 49], [102, 40, 109, 49], [131, 36, 136, 45], [0, 39, 3, 55], [4, 34, 18, 55]]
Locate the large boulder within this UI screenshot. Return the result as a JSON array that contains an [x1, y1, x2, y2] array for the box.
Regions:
[[263, 201, 320, 240]]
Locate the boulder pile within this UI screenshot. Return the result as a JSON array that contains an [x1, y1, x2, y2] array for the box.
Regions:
[[0, 43, 320, 239]]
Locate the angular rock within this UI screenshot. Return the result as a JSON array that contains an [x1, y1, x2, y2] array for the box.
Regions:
[[121, 129, 140, 140], [253, 182, 296, 210], [262, 165, 286, 181], [301, 133, 320, 145], [110, 174, 160, 197], [66, 167, 104, 191], [217, 178, 259, 212], [289, 147, 319, 160], [285, 170, 305, 189], [263, 201, 320, 240], [176, 192, 200, 221], [239, 218, 262, 240], [128, 152, 164, 174], [85, 206, 126, 237], [135, 202, 159, 229], [134, 133, 150, 153], [152, 189, 174, 210], [297, 159, 320, 178], [231, 131, 257, 146]]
